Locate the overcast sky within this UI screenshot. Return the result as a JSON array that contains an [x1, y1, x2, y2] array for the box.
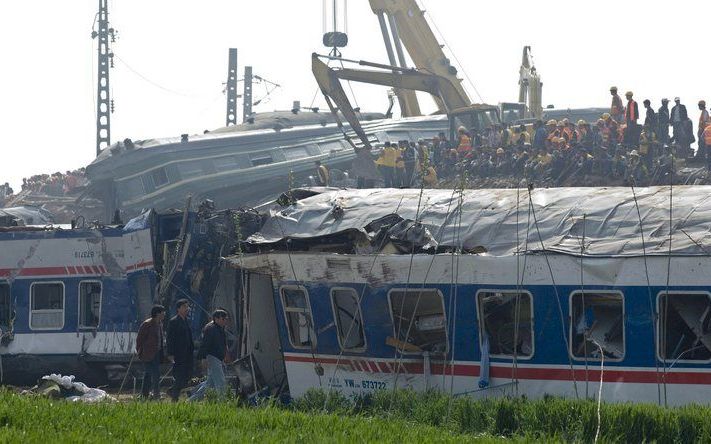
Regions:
[[1, 0, 707, 190]]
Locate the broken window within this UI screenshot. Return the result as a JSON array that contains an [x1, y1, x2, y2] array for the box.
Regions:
[[79, 281, 102, 329], [150, 167, 169, 188], [0, 282, 10, 328], [30, 282, 65, 330], [658, 292, 711, 363], [331, 288, 366, 351], [389, 289, 447, 354], [477, 291, 533, 358], [570, 291, 624, 360], [280, 286, 316, 349]]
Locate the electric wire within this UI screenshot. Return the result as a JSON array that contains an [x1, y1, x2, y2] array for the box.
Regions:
[[630, 182, 663, 405], [527, 186, 579, 399]]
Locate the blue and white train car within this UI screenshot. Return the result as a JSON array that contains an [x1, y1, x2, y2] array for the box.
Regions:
[[0, 219, 157, 384], [0, 206, 237, 385], [230, 186, 711, 406]]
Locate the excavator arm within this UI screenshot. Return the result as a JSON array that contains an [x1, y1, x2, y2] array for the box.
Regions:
[[312, 53, 470, 150], [518, 46, 543, 119]]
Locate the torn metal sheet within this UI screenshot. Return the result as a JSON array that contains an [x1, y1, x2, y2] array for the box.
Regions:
[[246, 186, 711, 257]]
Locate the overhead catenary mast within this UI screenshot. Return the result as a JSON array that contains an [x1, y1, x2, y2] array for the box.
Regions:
[[225, 48, 238, 126], [91, 0, 116, 157]]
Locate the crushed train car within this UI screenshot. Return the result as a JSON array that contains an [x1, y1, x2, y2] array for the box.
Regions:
[[83, 110, 447, 221], [0, 201, 259, 385], [224, 186, 711, 406]]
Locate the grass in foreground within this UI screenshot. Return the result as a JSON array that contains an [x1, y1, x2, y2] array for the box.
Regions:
[[0, 390, 502, 443], [1, 388, 711, 443]]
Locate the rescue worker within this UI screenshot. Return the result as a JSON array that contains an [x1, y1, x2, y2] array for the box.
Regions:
[[532, 120, 547, 150], [658, 98, 670, 144], [456, 126, 472, 154], [610, 86, 624, 123], [643, 99, 657, 137], [639, 123, 657, 171], [515, 124, 531, 145], [623, 91, 640, 146], [394, 143, 406, 187], [315, 160, 329, 186], [703, 122, 711, 168], [423, 164, 438, 187], [377, 142, 397, 187], [670, 97, 689, 155], [697, 100, 710, 160]]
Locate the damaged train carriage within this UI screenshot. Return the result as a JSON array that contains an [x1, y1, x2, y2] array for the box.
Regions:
[[0, 204, 249, 385], [225, 186, 711, 405]]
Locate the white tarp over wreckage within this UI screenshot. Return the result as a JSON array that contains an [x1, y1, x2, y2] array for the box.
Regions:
[[246, 186, 711, 257]]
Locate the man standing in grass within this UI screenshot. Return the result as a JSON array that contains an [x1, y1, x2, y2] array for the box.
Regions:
[[136, 305, 166, 400], [167, 299, 194, 401], [189, 309, 229, 401]]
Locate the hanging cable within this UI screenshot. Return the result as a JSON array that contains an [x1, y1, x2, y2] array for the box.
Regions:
[[114, 54, 197, 98], [630, 182, 663, 405], [527, 186, 579, 399]]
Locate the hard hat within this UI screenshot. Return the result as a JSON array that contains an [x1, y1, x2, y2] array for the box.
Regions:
[[546, 119, 557, 126], [577, 119, 587, 126], [562, 118, 570, 124], [602, 113, 611, 120], [625, 91, 633, 97], [661, 98, 669, 103], [630, 150, 639, 157], [610, 86, 618, 92], [557, 121, 565, 127], [674, 97, 681, 102], [496, 148, 504, 154], [458, 126, 466, 132], [596, 119, 605, 125], [700, 100, 706, 106]]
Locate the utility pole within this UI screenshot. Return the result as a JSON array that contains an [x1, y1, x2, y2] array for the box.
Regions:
[[225, 48, 238, 126], [242, 66, 253, 123], [91, 0, 116, 157]]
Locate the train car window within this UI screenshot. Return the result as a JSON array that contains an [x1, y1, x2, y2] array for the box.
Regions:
[[658, 292, 711, 363], [0, 282, 10, 328], [280, 286, 316, 349], [570, 291, 624, 361], [30, 282, 65, 330], [79, 281, 102, 329], [388, 289, 448, 354], [330, 288, 366, 351], [150, 167, 169, 188], [477, 291, 533, 358]]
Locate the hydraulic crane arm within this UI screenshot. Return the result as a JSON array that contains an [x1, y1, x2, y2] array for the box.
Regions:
[[369, 0, 471, 113], [312, 53, 469, 150], [518, 46, 543, 119]]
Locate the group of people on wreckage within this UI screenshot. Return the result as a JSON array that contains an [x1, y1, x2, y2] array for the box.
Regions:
[[328, 89, 711, 189], [135, 300, 231, 401]]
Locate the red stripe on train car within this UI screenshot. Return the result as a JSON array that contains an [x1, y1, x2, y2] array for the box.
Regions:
[[284, 355, 711, 385]]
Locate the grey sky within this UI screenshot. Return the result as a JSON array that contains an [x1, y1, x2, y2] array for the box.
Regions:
[[1, 1, 706, 189]]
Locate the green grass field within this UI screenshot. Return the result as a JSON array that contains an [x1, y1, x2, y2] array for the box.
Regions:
[[1, 389, 710, 443]]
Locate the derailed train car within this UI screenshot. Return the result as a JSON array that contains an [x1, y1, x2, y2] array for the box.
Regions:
[[0, 203, 254, 385], [224, 186, 711, 406]]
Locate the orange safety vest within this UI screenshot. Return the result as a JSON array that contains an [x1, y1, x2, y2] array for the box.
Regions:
[[700, 109, 710, 130], [625, 100, 638, 122], [704, 125, 711, 145], [457, 134, 472, 153]]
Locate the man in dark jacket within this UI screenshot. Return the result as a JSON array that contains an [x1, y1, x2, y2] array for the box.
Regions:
[[670, 97, 690, 153], [657, 98, 670, 144], [189, 309, 229, 401], [135, 305, 166, 399], [166, 299, 194, 401]]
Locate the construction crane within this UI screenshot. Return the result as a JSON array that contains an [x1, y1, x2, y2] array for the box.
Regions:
[[499, 46, 543, 123]]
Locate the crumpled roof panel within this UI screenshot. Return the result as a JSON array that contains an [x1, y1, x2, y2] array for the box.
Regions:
[[246, 186, 711, 257]]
